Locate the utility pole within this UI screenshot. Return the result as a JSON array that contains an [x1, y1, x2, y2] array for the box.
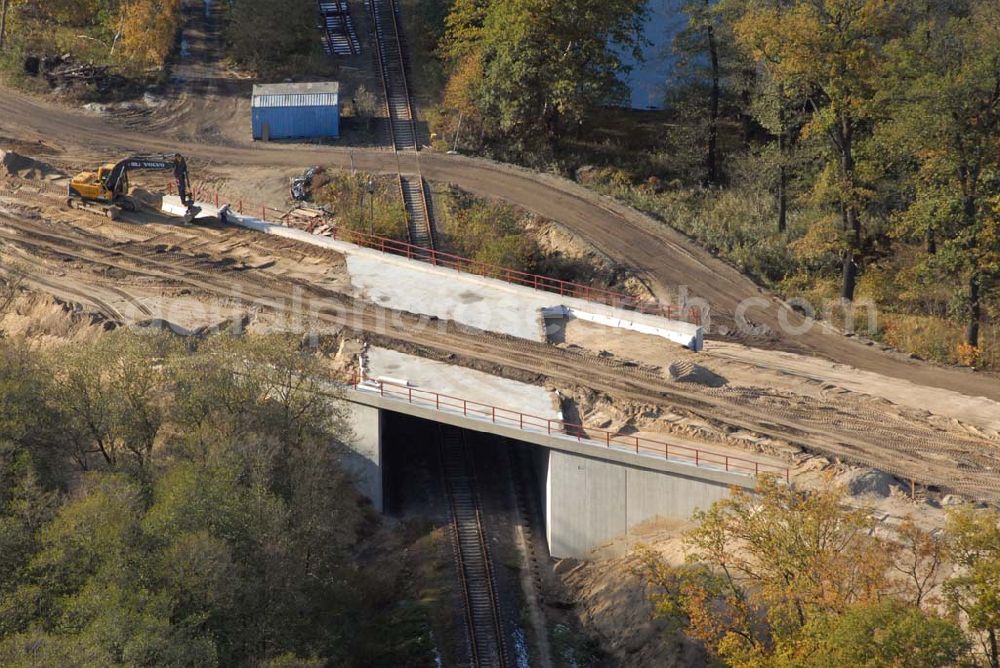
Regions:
[[367, 177, 374, 236], [0, 0, 10, 52]]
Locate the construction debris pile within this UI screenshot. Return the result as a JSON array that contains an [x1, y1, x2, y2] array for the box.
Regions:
[[23, 54, 127, 95], [281, 206, 337, 236], [290, 166, 325, 201]]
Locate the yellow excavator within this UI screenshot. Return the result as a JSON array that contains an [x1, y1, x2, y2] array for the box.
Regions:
[[67, 154, 201, 223]]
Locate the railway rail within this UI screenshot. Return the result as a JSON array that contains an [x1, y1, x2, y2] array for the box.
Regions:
[[440, 426, 508, 667], [366, 0, 435, 252], [2, 213, 999, 501], [317, 1, 361, 56]]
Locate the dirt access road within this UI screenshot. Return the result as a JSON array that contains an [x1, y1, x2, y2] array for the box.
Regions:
[[2, 88, 995, 405]]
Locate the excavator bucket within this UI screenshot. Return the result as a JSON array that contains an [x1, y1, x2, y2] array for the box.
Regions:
[[182, 204, 202, 225]]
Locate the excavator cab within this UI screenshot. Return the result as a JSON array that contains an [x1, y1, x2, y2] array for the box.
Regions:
[[69, 164, 120, 203]]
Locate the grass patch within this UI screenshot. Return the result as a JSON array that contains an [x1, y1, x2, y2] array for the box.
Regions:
[[407, 524, 467, 667], [437, 186, 537, 269], [312, 171, 409, 241], [437, 186, 635, 292], [583, 170, 808, 289], [551, 623, 604, 667], [874, 314, 999, 369]]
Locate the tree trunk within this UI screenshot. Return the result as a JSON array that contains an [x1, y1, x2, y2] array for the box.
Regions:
[[966, 272, 981, 348], [926, 228, 936, 254], [741, 68, 755, 147], [776, 83, 789, 232], [839, 119, 860, 302], [0, 0, 9, 51], [989, 627, 998, 668], [777, 164, 788, 233], [704, 5, 720, 186], [777, 125, 788, 232]]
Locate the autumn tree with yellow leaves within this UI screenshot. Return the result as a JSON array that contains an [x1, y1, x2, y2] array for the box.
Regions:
[[635, 478, 985, 667], [118, 0, 181, 71], [0, 0, 181, 73]]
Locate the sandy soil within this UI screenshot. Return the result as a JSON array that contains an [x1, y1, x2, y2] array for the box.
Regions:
[[561, 317, 1000, 436], [556, 518, 706, 667]]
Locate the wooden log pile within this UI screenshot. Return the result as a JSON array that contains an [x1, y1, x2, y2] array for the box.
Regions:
[[24, 54, 126, 94]]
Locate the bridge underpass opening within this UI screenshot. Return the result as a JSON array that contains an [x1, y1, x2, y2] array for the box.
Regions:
[[380, 409, 546, 666], [381, 409, 544, 528], [364, 403, 745, 560]]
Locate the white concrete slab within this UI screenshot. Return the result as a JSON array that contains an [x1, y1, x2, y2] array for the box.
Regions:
[[163, 196, 703, 350], [348, 253, 549, 340], [365, 347, 562, 421]]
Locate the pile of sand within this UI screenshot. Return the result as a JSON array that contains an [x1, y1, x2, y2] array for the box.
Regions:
[[0, 150, 67, 182], [129, 187, 164, 210], [558, 519, 707, 667], [666, 360, 728, 387]]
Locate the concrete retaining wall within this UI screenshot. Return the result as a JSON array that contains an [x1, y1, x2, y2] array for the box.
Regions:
[[342, 403, 383, 511], [545, 448, 733, 559], [162, 196, 704, 350], [542, 305, 703, 352]]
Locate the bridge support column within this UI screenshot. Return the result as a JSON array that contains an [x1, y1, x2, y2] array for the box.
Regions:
[[542, 449, 734, 559], [343, 403, 384, 511]]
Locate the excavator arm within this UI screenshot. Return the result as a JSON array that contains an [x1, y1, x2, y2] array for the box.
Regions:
[[106, 154, 197, 211]]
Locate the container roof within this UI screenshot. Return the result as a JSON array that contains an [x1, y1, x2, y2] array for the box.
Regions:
[[252, 82, 339, 108]]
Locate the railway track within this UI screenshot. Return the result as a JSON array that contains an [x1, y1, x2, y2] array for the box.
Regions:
[[366, 0, 436, 251], [318, 1, 361, 56], [2, 213, 1000, 501], [440, 426, 508, 667]]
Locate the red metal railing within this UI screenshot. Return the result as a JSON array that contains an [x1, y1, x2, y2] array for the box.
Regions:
[[171, 183, 702, 324], [353, 376, 788, 481]]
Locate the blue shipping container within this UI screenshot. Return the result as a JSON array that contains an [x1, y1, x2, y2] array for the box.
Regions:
[[251, 82, 340, 140]]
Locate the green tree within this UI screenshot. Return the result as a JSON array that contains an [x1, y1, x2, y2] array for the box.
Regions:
[[944, 506, 1000, 668], [439, 0, 647, 154], [734, 0, 912, 301], [721, 0, 807, 232], [883, 0, 1000, 350], [775, 599, 969, 667], [675, 0, 757, 186], [53, 332, 171, 471], [638, 480, 982, 667], [639, 478, 894, 663]]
